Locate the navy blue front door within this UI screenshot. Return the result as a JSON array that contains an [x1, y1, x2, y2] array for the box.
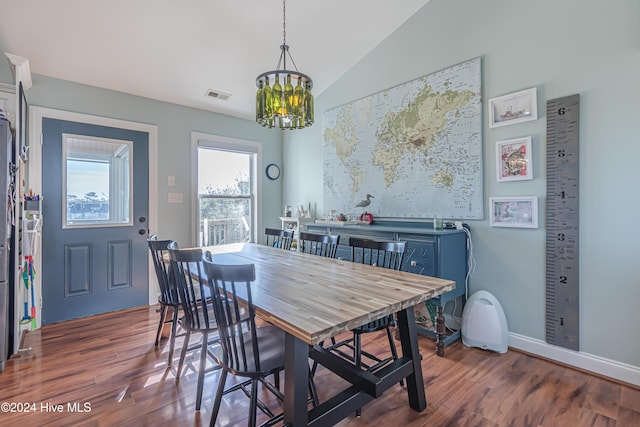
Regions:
[[41, 118, 149, 324]]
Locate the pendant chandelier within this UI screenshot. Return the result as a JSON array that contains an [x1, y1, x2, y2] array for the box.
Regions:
[[256, 0, 313, 130]]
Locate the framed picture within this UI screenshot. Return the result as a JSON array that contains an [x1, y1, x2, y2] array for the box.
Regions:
[[496, 136, 532, 182], [489, 196, 538, 228], [489, 87, 537, 128]]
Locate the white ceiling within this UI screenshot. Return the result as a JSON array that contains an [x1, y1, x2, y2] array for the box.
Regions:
[[0, 0, 431, 121]]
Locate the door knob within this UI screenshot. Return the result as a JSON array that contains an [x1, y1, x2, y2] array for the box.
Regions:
[[139, 216, 146, 223], [138, 229, 147, 235]]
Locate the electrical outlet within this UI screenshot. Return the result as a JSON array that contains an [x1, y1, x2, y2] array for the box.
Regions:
[[455, 221, 463, 230], [167, 192, 183, 204]]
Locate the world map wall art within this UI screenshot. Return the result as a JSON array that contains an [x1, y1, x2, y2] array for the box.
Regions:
[[323, 57, 483, 220]]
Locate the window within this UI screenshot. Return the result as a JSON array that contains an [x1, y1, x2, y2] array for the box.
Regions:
[[63, 134, 132, 227], [195, 135, 261, 246]]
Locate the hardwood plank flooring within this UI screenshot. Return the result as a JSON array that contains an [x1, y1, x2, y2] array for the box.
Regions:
[[0, 306, 638, 426]]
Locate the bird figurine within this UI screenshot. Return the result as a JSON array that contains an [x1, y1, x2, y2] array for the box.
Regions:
[[356, 194, 374, 215]]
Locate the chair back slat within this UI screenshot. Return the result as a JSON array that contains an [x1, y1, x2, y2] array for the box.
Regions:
[[264, 227, 294, 250], [203, 255, 265, 374], [299, 232, 340, 258], [147, 237, 179, 305], [349, 237, 406, 271], [168, 247, 215, 331]]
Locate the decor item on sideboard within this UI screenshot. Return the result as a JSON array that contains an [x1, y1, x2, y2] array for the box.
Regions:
[[489, 87, 537, 128], [496, 136, 533, 182], [355, 194, 374, 213], [489, 196, 538, 228], [359, 212, 373, 224], [256, 0, 313, 130], [356, 193, 375, 224]]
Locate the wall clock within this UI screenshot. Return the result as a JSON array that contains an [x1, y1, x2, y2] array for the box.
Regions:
[[266, 163, 280, 180]]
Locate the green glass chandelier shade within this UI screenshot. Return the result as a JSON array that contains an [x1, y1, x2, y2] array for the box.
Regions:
[[256, 65, 313, 129], [255, 0, 314, 130]]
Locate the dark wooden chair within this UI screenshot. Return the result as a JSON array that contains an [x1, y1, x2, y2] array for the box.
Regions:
[[300, 232, 340, 377], [147, 236, 181, 367], [202, 253, 318, 426], [202, 257, 286, 427], [298, 231, 340, 258], [168, 245, 220, 412], [264, 227, 294, 250], [325, 237, 407, 415]]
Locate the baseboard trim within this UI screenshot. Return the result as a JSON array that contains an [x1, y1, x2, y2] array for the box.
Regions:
[[509, 333, 640, 388]]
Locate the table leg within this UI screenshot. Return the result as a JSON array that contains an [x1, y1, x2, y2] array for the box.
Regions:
[[396, 307, 427, 412], [436, 305, 445, 357], [284, 333, 309, 426]]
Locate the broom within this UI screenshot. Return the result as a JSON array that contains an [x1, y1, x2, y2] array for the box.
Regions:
[[20, 261, 31, 324], [29, 258, 36, 330]]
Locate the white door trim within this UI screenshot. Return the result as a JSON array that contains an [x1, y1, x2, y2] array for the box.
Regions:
[[25, 107, 158, 342]]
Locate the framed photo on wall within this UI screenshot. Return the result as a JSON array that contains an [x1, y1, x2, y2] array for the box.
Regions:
[[489, 87, 537, 128], [489, 196, 538, 228], [496, 136, 532, 182]]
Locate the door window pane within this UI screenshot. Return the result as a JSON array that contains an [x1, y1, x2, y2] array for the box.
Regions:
[[67, 159, 110, 220], [63, 134, 133, 227]]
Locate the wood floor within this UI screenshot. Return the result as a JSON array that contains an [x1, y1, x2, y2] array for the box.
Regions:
[[1, 306, 638, 427]]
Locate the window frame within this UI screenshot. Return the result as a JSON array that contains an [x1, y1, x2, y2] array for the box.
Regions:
[[191, 132, 262, 247]]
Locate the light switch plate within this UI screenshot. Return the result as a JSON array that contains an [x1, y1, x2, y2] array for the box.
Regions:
[[168, 192, 183, 204], [167, 175, 175, 187]]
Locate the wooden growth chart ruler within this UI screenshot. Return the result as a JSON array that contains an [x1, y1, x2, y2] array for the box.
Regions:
[[545, 94, 580, 351]]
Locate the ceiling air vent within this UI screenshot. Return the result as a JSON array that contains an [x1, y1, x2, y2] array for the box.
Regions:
[[205, 89, 231, 101]]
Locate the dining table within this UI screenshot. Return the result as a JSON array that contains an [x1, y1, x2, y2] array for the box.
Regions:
[[204, 242, 455, 426]]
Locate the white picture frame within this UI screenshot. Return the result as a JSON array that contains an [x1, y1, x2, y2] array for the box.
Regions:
[[489, 196, 538, 228], [496, 136, 532, 182], [489, 87, 537, 128]]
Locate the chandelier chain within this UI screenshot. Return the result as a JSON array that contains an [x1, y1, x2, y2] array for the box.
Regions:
[[282, 0, 287, 46]]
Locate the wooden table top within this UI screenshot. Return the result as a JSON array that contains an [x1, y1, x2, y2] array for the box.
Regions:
[[204, 243, 455, 345]]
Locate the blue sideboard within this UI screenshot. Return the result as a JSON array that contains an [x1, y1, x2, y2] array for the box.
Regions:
[[306, 220, 468, 351]]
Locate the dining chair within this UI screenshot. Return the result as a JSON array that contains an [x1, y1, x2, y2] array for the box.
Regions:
[[325, 237, 407, 416], [168, 245, 221, 412], [264, 227, 294, 250], [298, 231, 341, 377], [298, 231, 340, 258], [147, 236, 181, 367], [202, 256, 287, 427]]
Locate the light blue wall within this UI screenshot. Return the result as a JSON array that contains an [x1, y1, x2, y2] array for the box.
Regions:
[[284, 0, 640, 367], [21, 74, 283, 247]]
